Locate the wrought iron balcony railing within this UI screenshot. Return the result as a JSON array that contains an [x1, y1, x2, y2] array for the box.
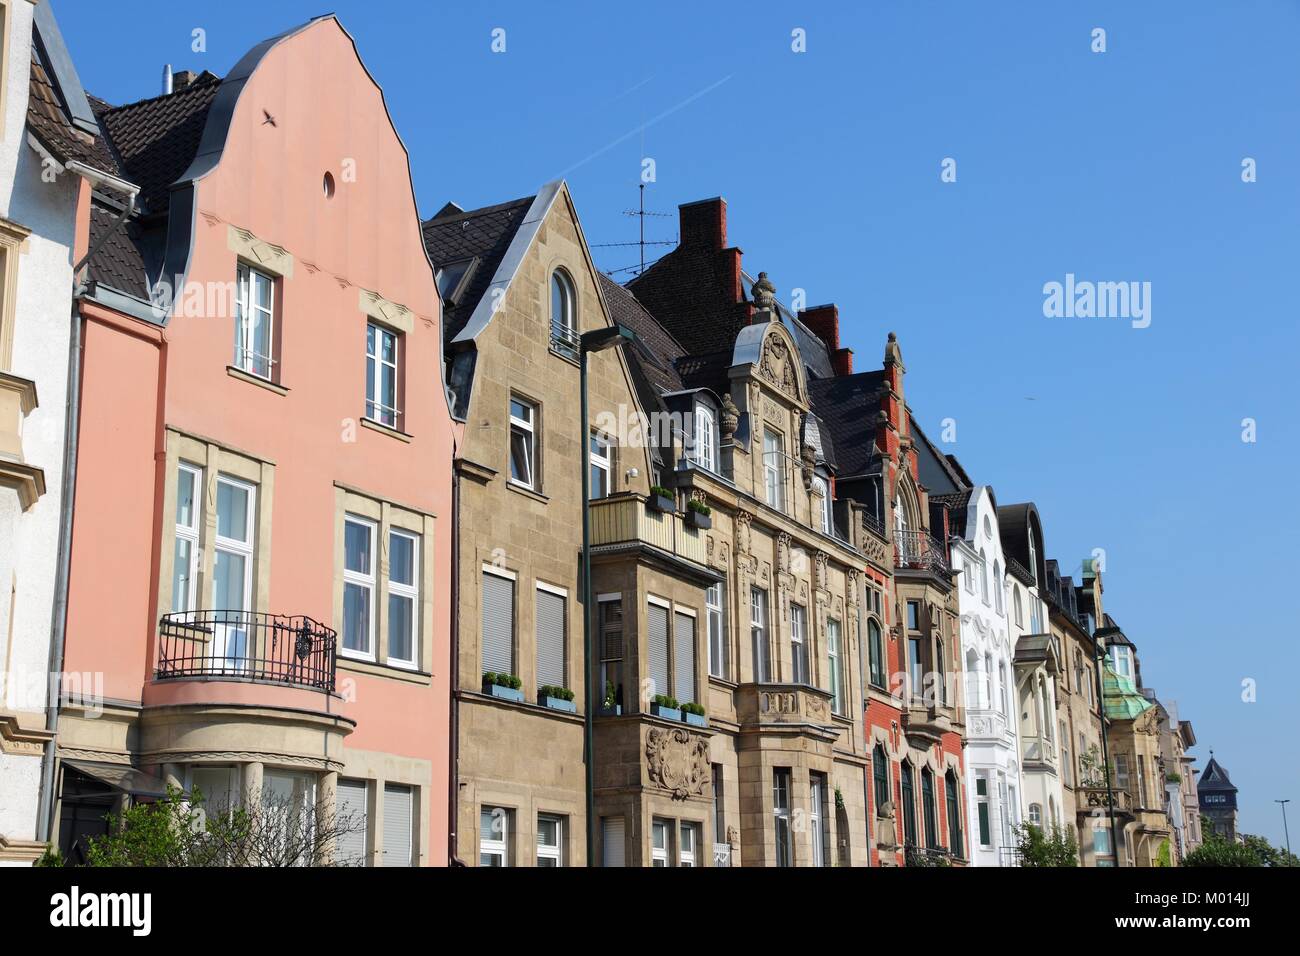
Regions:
[[157, 610, 337, 692], [903, 843, 952, 867], [894, 529, 950, 575]]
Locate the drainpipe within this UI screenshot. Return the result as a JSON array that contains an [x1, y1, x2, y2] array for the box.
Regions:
[[36, 164, 140, 844], [448, 460, 465, 865]]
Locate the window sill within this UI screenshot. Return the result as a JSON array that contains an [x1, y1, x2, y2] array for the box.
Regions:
[[227, 365, 287, 396], [548, 342, 580, 367], [506, 481, 549, 504], [338, 655, 431, 685], [360, 417, 412, 443]]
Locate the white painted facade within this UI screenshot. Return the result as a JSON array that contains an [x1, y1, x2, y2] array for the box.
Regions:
[[952, 487, 1023, 866], [0, 0, 82, 865], [1006, 567, 1066, 848]]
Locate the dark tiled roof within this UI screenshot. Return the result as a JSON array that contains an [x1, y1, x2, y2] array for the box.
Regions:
[[421, 196, 533, 343], [596, 273, 684, 395], [930, 489, 973, 537], [912, 420, 966, 495], [627, 242, 751, 356], [1197, 757, 1236, 792], [807, 371, 885, 478], [26, 42, 120, 177], [675, 349, 731, 395], [86, 201, 150, 298], [95, 77, 222, 216], [1004, 554, 1034, 586]]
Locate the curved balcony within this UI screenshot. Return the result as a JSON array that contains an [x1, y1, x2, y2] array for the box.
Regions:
[[156, 610, 337, 692], [894, 530, 950, 576]]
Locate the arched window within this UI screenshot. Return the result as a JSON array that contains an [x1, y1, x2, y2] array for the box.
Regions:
[[1028, 803, 1042, 827], [900, 761, 917, 847], [993, 561, 1003, 614], [812, 476, 831, 534], [868, 619, 886, 689], [921, 769, 938, 848], [979, 550, 990, 603], [550, 269, 576, 350], [1028, 527, 1038, 584], [945, 769, 963, 856], [872, 744, 890, 812], [1013, 586, 1023, 626]]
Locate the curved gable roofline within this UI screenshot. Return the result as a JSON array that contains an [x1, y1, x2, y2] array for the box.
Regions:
[[731, 319, 807, 403]]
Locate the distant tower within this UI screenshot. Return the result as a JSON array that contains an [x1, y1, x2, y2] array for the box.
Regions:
[[1198, 751, 1240, 842]]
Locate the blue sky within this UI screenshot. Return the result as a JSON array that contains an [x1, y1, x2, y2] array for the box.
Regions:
[[57, 0, 1299, 847]]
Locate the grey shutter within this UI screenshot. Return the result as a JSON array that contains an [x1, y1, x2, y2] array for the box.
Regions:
[[535, 588, 566, 689], [674, 612, 696, 704], [481, 572, 515, 676], [335, 779, 368, 866], [602, 817, 625, 867], [648, 603, 670, 701], [382, 784, 412, 867]]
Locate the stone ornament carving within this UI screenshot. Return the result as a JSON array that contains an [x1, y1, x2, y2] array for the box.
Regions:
[[760, 335, 799, 400], [735, 510, 754, 555], [645, 728, 710, 800], [814, 550, 829, 590], [720, 393, 740, 438], [750, 271, 778, 313], [777, 532, 792, 574]]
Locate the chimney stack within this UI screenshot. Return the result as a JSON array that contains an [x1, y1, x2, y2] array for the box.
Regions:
[[799, 303, 854, 376], [162, 64, 173, 95]]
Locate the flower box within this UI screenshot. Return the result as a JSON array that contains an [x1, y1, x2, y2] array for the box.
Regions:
[[650, 702, 682, 722], [685, 509, 711, 530], [542, 694, 577, 713], [486, 683, 524, 703], [684, 711, 708, 728]]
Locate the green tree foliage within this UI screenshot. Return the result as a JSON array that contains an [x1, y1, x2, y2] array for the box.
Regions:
[[1012, 822, 1079, 867], [1184, 832, 1297, 867]]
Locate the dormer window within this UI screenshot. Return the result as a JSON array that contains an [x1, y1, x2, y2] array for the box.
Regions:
[[763, 429, 785, 512], [1110, 645, 1134, 680], [690, 403, 717, 473], [551, 269, 578, 357], [812, 476, 831, 535], [1028, 528, 1039, 584]]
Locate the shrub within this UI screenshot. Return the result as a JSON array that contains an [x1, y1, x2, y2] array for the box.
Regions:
[[539, 684, 575, 702], [681, 701, 706, 716], [652, 693, 679, 710], [686, 499, 711, 516], [1012, 822, 1079, 867], [649, 485, 673, 499]]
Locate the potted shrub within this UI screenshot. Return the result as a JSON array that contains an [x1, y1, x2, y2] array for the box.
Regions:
[[650, 693, 681, 722], [482, 671, 524, 703], [681, 701, 708, 727], [685, 499, 712, 530], [647, 485, 675, 514], [598, 681, 621, 716], [539, 684, 577, 713]]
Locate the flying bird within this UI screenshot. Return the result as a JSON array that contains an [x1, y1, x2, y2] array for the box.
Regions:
[[262, 109, 277, 127]]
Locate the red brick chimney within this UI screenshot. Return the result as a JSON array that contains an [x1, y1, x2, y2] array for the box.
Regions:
[[799, 303, 853, 375], [679, 197, 727, 249]]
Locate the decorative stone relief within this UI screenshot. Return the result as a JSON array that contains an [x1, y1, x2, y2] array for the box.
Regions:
[[645, 728, 710, 800], [759, 335, 799, 400]]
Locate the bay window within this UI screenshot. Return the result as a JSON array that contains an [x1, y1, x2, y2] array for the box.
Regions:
[[790, 603, 809, 684]]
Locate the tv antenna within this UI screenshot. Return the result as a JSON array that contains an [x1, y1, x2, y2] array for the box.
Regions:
[[591, 183, 675, 277]]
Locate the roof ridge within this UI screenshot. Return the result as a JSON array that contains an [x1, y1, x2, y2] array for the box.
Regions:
[[97, 76, 221, 117], [422, 195, 534, 228], [596, 274, 689, 357]]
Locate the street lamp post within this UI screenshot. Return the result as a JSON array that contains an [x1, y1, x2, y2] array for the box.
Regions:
[[1276, 799, 1292, 857], [579, 324, 635, 868]]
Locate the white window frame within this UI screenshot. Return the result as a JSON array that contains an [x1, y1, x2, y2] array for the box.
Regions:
[[536, 813, 563, 867], [550, 269, 578, 352], [366, 322, 401, 429], [342, 514, 377, 661], [813, 476, 831, 534], [692, 403, 716, 473], [750, 587, 770, 682], [810, 775, 825, 867], [790, 603, 808, 685], [979, 550, 990, 604], [763, 428, 785, 511], [678, 822, 697, 867], [827, 617, 844, 715], [234, 262, 275, 379], [589, 430, 611, 499], [173, 462, 202, 614], [509, 397, 538, 490], [480, 806, 510, 867], [706, 581, 727, 679], [651, 818, 670, 867], [386, 527, 420, 668], [212, 475, 256, 668]]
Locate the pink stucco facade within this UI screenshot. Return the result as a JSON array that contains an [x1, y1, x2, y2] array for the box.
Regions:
[[59, 19, 455, 865]]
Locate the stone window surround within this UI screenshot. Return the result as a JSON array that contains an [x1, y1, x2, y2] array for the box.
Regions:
[[0, 216, 32, 370], [156, 429, 275, 625], [472, 786, 584, 867], [333, 483, 435, 678]]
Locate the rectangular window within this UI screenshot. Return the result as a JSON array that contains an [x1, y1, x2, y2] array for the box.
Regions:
[[479, 806, 509, 867], [908, 637, 923, 702], [673, 610, 696, 705], [712, 764, 726, 844], [790, 603, 809, 684], [827, 618, 844, 715], [1115, 754, 1130, 792], [172, 463, 202, 614], [1093, 826, 1111, 857], [481, 568, 516, 677], [810, 773, 827, 867], [262, 770, 316, 860], [382, 784, 413, 867], [679, 822, 698, 867], [387, 529, 419, 667], [509, 397, 537, 489], [335, 778, 368, 867], [234, 263, 275, 379], [598, 596, 623, 710], [536, 813, 563, 867], [907, 600, 920, 631], [692, 404, 716, 473], [535, 585, 567, 693], [601, 817, 625, 867], [773, 769, 792, 867], [212, 476, 256, 666], [190, 766, 237, 814], [589, 431, 611, 499], [750, 587, 770, 682], [706, 581, 728, 679], [762, 429, 785, 511], [365, 323, 401, 428], [647, 600, 670, 701], [651, 818, 670, 867], [976, 774, 991, 847], [342, 516, 376, 659]]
